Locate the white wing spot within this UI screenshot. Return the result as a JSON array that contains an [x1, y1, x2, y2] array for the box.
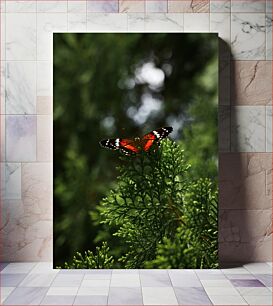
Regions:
[[153, 131, 160, 139], [115, 138, 120, 147]]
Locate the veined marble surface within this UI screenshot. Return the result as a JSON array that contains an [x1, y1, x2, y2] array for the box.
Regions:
[[0, 0, 271, 263]]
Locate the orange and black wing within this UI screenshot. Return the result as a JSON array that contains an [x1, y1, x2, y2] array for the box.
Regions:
[[142, 127, 173, 152], [100, 138, 140, 156]]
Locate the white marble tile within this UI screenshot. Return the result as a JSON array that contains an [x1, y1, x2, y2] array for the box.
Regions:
[[237, 287, 272, 296], [37, 115, 52, 162], [6, 1, 36, 12], [144, 13, 183, 32], [0, 0, 6, 13], [6, 61, 36, 114], [266, 0, 272, 12], [231, 13, 266, 60], [204, 286, 240, 296], [1, 13, 6, 60], [6, 115, 36, 162], [37, 1, 67, 13], [1, 287, 15, 304], [146, 0, 167, 13], [1, 115, 5, 161], [19, 273, 57, 287], [210, 13, 230, 44], [243, 295, 272, 305], [1, 63, 6, 113], [37, 61, 52, 97], [231, 106, 265, 152], [68, 13, 87, 31], [266, 106, 272, 152], [46, 287, 78, 296], [201, 279, 234, 287], [208, 295, 247, 305], [110, 274, 140, 287], [87, 13, 127, 31], [210, 0, 231, 12], [6, 13, 36, 60], [128, 13, 144, 31], [266, 14, 272, 60], [244, 262, 272, 274], [221, 267, 253, 275], [87, 0, 118, 13], [231, 0, 266, 13], [142, 287, 178, 305], [184, 13, 209, 32], [77, 286, 109, 296], [82, 279, 110, 287], [1, 262, 37, 274], [5, 163, 21, 199], [29, 262, 58, 274], [68, 0, 86, 13], [37, 13, 67, 61]]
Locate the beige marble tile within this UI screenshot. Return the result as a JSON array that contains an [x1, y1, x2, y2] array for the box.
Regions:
[[119, 0, 144, 12], [219, 153, 272, 210], [37, 96, 53, 115], [168, 0, 209, 13], [37, 115, 52, 162], [231, 61, 272, 105], [184, 13, 209, 32]]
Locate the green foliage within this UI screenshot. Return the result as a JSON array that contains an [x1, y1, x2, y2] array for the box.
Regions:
[[95, 139, 218, 268], [61, 242, 114, 269]]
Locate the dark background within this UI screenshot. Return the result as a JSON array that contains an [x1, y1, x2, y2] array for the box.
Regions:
[[53, 33, 218, 266]]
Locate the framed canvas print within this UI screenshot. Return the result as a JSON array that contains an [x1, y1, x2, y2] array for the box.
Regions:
[[53, 33, 218, 269]]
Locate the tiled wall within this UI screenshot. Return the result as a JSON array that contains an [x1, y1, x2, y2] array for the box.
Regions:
[[0, 0, 272, 264]]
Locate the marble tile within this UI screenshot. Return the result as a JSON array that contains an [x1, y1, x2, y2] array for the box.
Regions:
[[46, 287, 78, 296], [68, 0, 87, 13], [68, 13, 87, 31], [208, 295, 247, 305], [3, 287, 48, 305], [219, 60, 230, 105], [82, 279, 110, 287], [0, 262, 9, 271], [83, 273, 111, 279], [168, 0, 209, 13], [144, 13, 183, 32], [1, 63, 6, 114], [169, 272, 202, 287], [146, 0, 167, 13], [22, 162, 52, 219], [119, 0, 144, 13], [37, 61, 52, 97], [210, 13, 231, 47], [220, 210, 272, 246], [41, 295, 75, 305], [266, 106, 272, 152], [204, 285, 240, 296], [195, 270, 227, 280], [19, 273, 57, 287], [108, 288, 143, 305], [201, 279, 234, 287], [29, 262, 57, 274], [0, 0, 6, 12], [1, 287, 15, 303], [6, 13, 36, 60], [6, 1, 36, 12], [243, 295, 272, 305], [184, 13, 209, 32], [4, 163, 21, 199], [110, 274, 140, 287], [231, 13, 266, 60], [219, 106, 230, 152], [37, 115, 52, 162], [37, 96, 52, 115], [231, 106, 265, 152], [255, 274, 273, 287], [74, 295, 108, 305], [222, 267, 253, 275], [231, 0, 266, 13], [77, 286, 109, 295], [142, 287, 178, 305], [237, 286, 271, 295], [1, 262, 36, 274], [37, 13, 67, 61], [231, 279, 265, 287], [1, 273, 27, 286], [174, 287, 212, 305], [140, 271, 171, 287], [219, 153, 272, 209], [37, 1, 67, 13], [1, 116, 5, 161], [266, 0, 272, 12], [87, 13, 127, 31], [231, 61, 272, 105], [244, 262, 272, 274], [52, 273, 84, 287], [6, 61, 36, 114], [266, 14, 272, 60], [225, 274, 256, 280], [6, 115, 36, 162], [210, 0, 231, 12], [1, 13, 6, 60], [87, 0, 118, 13]]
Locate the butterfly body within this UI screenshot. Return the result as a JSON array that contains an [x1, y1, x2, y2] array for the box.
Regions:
[[100, 127, 173, 156]]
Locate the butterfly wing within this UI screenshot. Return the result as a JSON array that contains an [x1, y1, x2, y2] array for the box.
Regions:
[[100, 138, 140, 155], [142, 126, 173, 152]]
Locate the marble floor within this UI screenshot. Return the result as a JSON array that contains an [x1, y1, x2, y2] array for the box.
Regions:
[[0, 262, 272, 305]]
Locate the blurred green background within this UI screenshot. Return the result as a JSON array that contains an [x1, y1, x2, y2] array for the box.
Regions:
[[53, 33, 218, 267]]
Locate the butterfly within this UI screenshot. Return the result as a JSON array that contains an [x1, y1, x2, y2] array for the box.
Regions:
[[99, 127, 173, 156]]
